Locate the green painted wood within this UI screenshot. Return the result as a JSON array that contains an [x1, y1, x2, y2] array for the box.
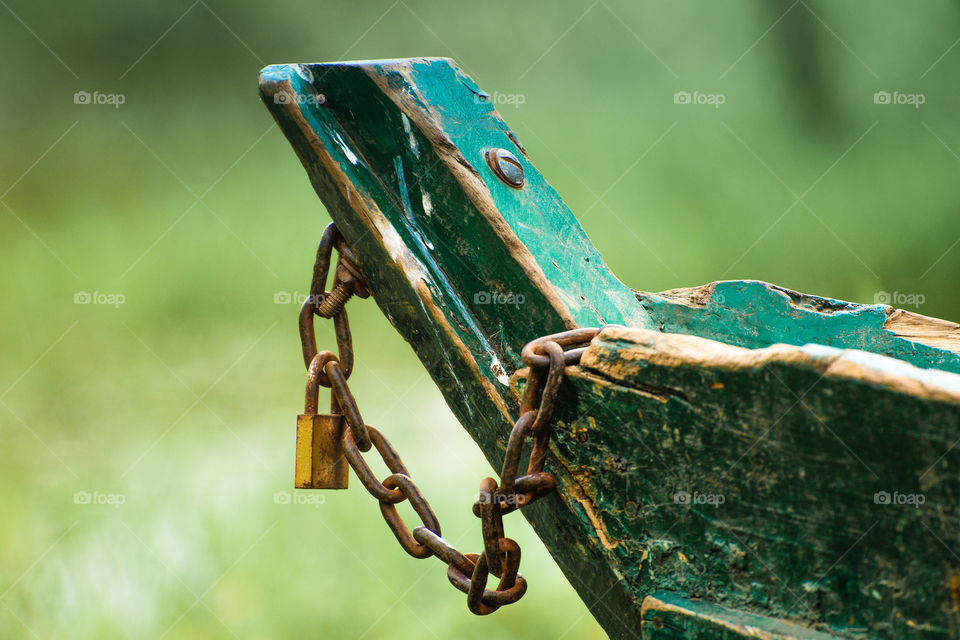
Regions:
[[558, 326, 960, 639], [641, 592, 841, 639], [639, 280, 960, 375], [260, 57, 960, 639]]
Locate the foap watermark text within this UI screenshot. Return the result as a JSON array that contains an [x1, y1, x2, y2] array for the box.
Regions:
[[274, 491, 325, 508], [74, 91, 125, 108], [874, 91, 925, 108], [74, 291, 125, 308], [874, 291, 924, 308], [274, 93, 325, 106], [474, 291, 525, 308], [74, 490, 126, 508], [475, 91, 526, 108], [874, 490, 924, 508], [674, 490, 725, 507], [674, 91, 725, 108], [274, 291, 323, 306]]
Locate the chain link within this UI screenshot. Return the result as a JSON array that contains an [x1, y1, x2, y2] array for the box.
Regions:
[[297, 224, 599, 615]]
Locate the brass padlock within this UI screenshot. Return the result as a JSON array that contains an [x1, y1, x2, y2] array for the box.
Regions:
[[295, 353, 349, 489]]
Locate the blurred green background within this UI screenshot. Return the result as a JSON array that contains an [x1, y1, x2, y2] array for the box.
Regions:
[[2, 1, 959, 638]]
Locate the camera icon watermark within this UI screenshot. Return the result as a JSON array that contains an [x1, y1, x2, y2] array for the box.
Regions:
[[873, 90, 924, 108], [273, 290, 322, 305], [73, 90, 126, 109], [474, 91, 526, 109], [274, 93, 325, 106], [74, 490, 126, 508], [873, 290, 925, 308], [673, 90, 725, 109], [74, 290, 125, 308], [473, 291, 525, 308], [673, 490, 725, 507], [873, 490, 924, 508], [274, 490, 325, 508], [477, 490, 530, 508]]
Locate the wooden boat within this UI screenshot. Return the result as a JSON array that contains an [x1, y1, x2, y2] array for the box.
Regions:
[[259, 57, 960, 639]]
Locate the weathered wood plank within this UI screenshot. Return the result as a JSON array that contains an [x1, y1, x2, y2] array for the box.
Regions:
[[545, 326, 960, 638]]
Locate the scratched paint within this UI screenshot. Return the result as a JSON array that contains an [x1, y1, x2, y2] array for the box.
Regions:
[[392, 155, 510, 375], [401, 113, 420, 158], [331, 131, 359, 165]]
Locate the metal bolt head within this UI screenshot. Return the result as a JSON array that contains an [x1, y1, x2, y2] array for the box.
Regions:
[[485, 148, 525, 188]]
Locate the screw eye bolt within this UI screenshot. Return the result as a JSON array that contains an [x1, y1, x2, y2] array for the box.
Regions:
[[486, 148, 525, 188]]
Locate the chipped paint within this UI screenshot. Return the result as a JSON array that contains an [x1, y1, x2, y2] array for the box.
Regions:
[[640, 279, 960, 375], [490, 355, 509, 386], [393, 155, 434, 249], [331, 130, 359, 165], [293, 63, 314, 83], [401, 112, 420, 157]]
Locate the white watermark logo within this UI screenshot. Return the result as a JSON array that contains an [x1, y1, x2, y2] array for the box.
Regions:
[[477, 491, 530, 508], [74, 91, 126, 108], [474, 92, 526, 109], [74, 291, 125, 308], [473, 291, 525, 308], [873, 91, 924, 108], [74, 490, 126, 508], [674, 91, 725, 108], [874, 490, 924, 508], [273, 291, 323, 306], [274, 93, 325, 106], [874, 291, 925, 308], [673, 490, 725, 507], [274, 490, 325, 508]]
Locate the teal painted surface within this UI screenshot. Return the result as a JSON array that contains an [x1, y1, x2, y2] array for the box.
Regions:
[[393, 61, 648, 328], [641, 280, 960, 374]]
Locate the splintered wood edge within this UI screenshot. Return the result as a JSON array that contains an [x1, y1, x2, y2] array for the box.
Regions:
[[883, 307, 960, 353], [583, 325, 960, 406], [647, 280, 960, 356]]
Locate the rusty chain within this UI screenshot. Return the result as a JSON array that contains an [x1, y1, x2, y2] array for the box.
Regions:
[[298, 223, 599, 615]]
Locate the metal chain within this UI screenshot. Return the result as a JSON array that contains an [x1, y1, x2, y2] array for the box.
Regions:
[[298, 223, 599, 615]]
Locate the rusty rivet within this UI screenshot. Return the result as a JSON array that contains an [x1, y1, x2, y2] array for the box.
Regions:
[[485, 148, 524, 188]]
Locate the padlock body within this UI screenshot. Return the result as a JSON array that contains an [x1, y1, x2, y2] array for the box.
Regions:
[[295, 414, 349, 489]]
